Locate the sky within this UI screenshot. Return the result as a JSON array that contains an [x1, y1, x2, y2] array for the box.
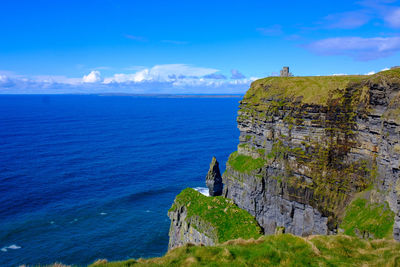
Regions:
[[1, 0, 400, 94]]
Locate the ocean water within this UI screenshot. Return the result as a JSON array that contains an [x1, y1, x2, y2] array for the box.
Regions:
[[0, 95, 240, 266]]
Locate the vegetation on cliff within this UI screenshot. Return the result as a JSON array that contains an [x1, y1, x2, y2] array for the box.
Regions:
[[169, 188, 262, 243], [227, 151, 266, 173], [89, 234, 400, 266], [231, 69, 400, 232], [245, 75, 365, 107], [340, 194, 395, 239], [243, 68, 400, 108]]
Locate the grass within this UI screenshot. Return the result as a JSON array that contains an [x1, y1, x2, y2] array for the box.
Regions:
[[88, 234, 400, 266], [227, 151, 266, 173], [243, 68, 400, 109], [340, 197, 395, 239], [245, 75, 365, 106], [235, 70, 400, 228], [170, 188, 262, 243]]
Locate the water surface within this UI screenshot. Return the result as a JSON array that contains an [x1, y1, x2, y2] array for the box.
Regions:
[[0, 95, 240, 266]]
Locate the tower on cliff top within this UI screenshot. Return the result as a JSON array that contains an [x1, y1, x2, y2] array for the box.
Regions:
[[280, 66, 292, 77]]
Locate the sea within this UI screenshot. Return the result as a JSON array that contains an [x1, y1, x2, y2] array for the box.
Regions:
[[0, 95, 240, 266]]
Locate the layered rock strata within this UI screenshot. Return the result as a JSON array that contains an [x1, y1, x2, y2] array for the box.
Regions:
[[168, 203, 216, 250], [222, 70, 400, 240], [168, 188, 261, 249]]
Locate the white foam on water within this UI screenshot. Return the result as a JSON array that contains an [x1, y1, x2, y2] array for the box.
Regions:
[[193, 187, 210, 196], [145, 210, 151, 213], [1, 244, 21, 252], [100, 212, 107, 215], [50, 221, 55, 224], [7, 245, 21, 250]]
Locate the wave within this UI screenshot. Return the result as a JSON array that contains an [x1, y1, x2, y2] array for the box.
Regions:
[[1, 244, 21, 252], [193, 187, 209, 196]]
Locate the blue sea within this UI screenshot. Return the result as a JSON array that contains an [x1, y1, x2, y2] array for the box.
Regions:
[[0, 95, 240, 266]]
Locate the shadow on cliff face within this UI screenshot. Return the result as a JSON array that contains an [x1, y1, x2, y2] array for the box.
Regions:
[[222, 69, 400, 239]]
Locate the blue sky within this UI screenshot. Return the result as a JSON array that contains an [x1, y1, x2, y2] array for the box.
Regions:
[[1, 0, 400, 93]]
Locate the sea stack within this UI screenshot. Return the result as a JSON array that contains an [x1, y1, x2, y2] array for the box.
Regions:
[[205, 157, 223, 196]]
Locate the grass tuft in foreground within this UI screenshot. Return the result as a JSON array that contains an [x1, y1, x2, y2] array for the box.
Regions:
[[88, 234, 400, 266]]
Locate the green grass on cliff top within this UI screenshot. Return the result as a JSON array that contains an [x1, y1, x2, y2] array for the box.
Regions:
[[89, 234, 400, 267], [244, 68, 400, 106], [340, 196, 395, 239], [227, 151, 265, 173], [170, 188, 262, 243]]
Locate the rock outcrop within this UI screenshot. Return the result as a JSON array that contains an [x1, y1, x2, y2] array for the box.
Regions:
[[168, 188, 261, 250], [205, 157, 223, 196], [167, 68, 400, 252], [168, 203, 216, 250], [222, 69, 400, 240]]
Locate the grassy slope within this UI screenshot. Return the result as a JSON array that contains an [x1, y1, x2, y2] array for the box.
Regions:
[[89, 234, 400, 266], [169, 188, 262, 243], [246, 75, 365, 106], [227, 151, 266, 173], [243, 68, 400, 107], [340, 196, 395, 239]]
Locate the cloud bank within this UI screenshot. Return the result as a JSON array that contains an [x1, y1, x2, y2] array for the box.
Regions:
[[0, 64, 254, 94], [300, 1, 400, 60]]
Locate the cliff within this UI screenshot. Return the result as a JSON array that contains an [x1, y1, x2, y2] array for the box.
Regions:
[[223, 68, 400, 240], [87, 69, 400, 266], [167, 188, 261, 250]]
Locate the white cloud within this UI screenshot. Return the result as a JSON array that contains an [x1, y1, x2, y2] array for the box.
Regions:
[[323, 11, 371, 29], [306, 36, 400, 60], [124, 35, 147, 42], [103, 70, 149, 83], [257, 25, 283, 36], [230, 69, 246, 79], [150, 64, 218, 78], [83, 71, 102, 83], [381, 67, 390, 71], [366, 71, 376, 75], [319, 2, 400, 30], [104, 64, 219, 84], [34, 75, 82, 84], [0, 64, 253, 94], [384, 8, 400, 28]]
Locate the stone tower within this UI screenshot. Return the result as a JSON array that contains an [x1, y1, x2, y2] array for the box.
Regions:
[[280, 66, 292, 77]]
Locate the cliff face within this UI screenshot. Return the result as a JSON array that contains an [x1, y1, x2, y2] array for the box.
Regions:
[[168, 203, 216, 250], [223, 69, 400, 240], [168, 188, 261, 250]]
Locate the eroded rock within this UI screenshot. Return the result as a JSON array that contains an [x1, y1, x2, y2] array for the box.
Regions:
[[206, 157, 223, 196]]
